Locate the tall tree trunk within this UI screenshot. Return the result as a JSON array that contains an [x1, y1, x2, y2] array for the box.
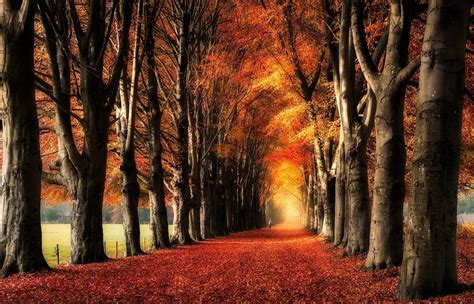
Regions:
[[71, 89, 110, 263], [338, 0, 370, 255], [398, 0, 470, 299], [188, 125, 202, 241], [321, 176, 336, 241], [333, 144, 346, 246], [344, 140, 370, 254], [71, 168, 108, 264], [0, 0, 49, 276], [364, 89, 405, 268], [200, 159, 212, 238], [145, 8, 170, 249], [120, 149, 142, 256], [118, 0, 145, 256], [351, 0, 419, 269], [170, 6, 192, 245], [170, 101, 192, 245]]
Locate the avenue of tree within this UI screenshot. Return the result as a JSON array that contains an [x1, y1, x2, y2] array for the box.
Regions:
[[0, 0, 472, 301]]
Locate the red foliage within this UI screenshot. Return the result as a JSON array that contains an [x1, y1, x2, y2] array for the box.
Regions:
[[0, 225, 472, 302]]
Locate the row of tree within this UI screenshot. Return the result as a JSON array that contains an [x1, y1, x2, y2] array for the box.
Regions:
[[282, 0, 471, 300], [0, 0, 274, 277]]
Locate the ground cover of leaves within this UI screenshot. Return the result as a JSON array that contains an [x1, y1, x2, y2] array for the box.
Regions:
[[0, 223, 472, 302]]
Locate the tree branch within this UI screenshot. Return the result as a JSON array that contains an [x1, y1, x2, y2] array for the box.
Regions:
[[396, 55, 421, 85], [42, 171, 67, 187], [351, 0, 379, 90]]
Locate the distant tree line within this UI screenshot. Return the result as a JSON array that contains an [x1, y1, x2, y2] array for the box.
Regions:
[[40, 205, 166, 224]]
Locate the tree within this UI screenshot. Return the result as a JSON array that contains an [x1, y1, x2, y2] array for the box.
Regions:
[[398, 0, 472, 299], [156, 0, 220, 244], [0, 0, 49, 276], [351, 0, 421, 270], [39, 0, 132, 264], [144, 0, 171, 249], [323, 0, 372, 254], [117, 0, 149, 257]]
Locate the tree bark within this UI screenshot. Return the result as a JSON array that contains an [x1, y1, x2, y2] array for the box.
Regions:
[[0, 0, 49, 276], [169, 4, 193, 245], [338, 0, 371, 255], [144, 4, 170, 250], [120, 149, 142, 256], [333, 144, 346, 246], [200, 158, 212, 238], [351, 0, 419, 269], [118, 0, 146, 256], [398, 0, 471, 299]]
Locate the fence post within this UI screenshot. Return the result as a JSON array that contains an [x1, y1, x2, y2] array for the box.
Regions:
[[116, 241, 118, 258], [104, 241, 106, 256], [56, 244, 59, 265]]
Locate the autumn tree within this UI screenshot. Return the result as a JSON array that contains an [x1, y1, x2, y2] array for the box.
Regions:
[[351, 0, 421, 270], [398, 0, 472, 299], [0, 0, 49, 276], [322, 0, 369, 254], [116, 0, 157, 257], [155, 0, 220, 244], [143, 0, 171, 249], [38, 0, 132, 264]]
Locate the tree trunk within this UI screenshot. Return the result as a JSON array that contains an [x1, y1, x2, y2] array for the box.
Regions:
[[200, 160, 212, 238], [364, 89, 405, 268], [145, 14, 170, 250], [0, 0, 49, 275], [333, 145, 346, 246], [188, 141, 202, 241], [398, 0, 470, 299], [170, 123, 192, 244], [315, 189, 324, 234], [321, 177, 336, 242], [120, 149, 142, 256], [351, 0, 417, 270], [189, 207, 201, 241], [344, 138, 370, 255], [148, 131, 170, 250], [170, 5, 192, 245], [118, 1, 145, 257], [70, 157, 108, 264]]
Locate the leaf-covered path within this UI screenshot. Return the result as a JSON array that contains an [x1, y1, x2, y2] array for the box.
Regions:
[[0, 223, 472, 302]]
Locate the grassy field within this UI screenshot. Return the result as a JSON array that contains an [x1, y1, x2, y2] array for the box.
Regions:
[[42, 224, 173, 266]]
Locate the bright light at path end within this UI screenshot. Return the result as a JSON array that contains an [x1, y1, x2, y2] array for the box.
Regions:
[[285, 203, 301, 220]]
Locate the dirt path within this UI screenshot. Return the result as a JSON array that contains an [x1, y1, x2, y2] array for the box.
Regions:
[[0, 223, 472, 302]]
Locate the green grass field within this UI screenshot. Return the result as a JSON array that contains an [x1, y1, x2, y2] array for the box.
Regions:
[[42, 224, 173, 266]]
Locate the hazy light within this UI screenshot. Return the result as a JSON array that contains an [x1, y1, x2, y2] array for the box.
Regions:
[[285, 203, 301, 219]]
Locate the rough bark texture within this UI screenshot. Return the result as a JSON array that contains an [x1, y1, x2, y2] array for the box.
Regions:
[[118, 1, 146, 256], [344, 138, 370, 255], [144, 7, 170, 250], [333, 145, 346, 246], [351, 0, 419, 270], [339, 0, 371, 255], [200, 158, 212, 238], [321, 176, 336, 241], [0, 0, 49, 276], [398, 0, 470, 299], [120, 149, 142, 256]]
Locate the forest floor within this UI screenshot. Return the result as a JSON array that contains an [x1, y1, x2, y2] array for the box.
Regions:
[[0, 223, 473, 302]]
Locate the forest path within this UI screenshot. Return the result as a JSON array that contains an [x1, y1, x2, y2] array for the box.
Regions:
[[0, 223, 472, 302]]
